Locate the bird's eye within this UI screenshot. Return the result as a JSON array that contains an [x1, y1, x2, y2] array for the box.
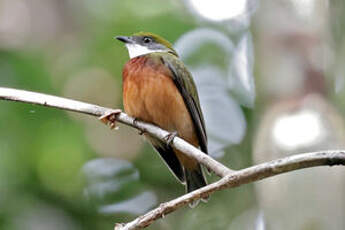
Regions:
[[143, 37, 152, 44]]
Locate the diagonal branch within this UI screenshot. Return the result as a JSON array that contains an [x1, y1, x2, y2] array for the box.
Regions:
[[0, 87, 232, 177], [1, 87, 345, 230], [116, 150, 345, 230]]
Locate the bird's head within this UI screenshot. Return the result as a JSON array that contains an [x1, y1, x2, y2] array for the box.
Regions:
[[116, 32, 178, 59]]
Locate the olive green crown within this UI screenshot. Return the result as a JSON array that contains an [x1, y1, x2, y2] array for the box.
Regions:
[[133, 32, 178, 55]]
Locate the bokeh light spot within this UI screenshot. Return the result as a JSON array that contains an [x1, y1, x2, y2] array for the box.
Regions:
[[188, 0, 247, 21], [273, 109, 323, 150]]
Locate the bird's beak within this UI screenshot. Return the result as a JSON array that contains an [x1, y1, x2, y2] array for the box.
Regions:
[[115, 36, 133, 44]]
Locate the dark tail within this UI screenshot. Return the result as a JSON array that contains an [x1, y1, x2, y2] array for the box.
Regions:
[[185, 165, 208, 208]]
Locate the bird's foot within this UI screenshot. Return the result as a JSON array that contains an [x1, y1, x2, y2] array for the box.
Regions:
[[99, 109, 122, 129], [133, 117, 139, 126], [164, 131, 178, 145], [133, 118, 145, 135]]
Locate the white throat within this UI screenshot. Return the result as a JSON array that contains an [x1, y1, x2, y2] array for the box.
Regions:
[[125, 44, 165, 59]]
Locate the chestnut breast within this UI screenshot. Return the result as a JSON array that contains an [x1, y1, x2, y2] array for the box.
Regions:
[[122, 56, 198, 146]]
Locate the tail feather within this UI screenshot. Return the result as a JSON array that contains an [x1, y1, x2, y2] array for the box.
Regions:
[[185, 165, 208, 208]]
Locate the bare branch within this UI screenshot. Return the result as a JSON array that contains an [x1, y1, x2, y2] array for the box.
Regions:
[[1, 87, 344, 230], [117, 150, 345, 230], [0, 87, 232, 177]]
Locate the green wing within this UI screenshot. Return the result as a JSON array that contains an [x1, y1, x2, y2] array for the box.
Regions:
[[161, 54, 208, 154]]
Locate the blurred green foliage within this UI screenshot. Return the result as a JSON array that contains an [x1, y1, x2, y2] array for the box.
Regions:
[[4, 0, 344, 229], [0, 1, 255, 229]]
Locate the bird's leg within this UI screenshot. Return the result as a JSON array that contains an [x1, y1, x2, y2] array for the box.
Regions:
[[98, 109, 122, 129], [133, 117, 140, 126], [164, 131, 178, 145]]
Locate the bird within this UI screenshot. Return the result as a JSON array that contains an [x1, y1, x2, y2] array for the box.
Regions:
[[103, 32, 208, 206]]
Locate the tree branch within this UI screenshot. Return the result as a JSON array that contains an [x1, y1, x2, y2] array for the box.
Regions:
[[0, 87, 232, 177], [116, 150, 345, 230], [1, 87, 344, 230]]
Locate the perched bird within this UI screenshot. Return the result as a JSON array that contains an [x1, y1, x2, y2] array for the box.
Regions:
[[107, 32, 208, 204]]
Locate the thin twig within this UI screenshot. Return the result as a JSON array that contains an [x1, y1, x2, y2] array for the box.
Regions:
[[117, 150, 345, 230], [0, 87, 232, 177]]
